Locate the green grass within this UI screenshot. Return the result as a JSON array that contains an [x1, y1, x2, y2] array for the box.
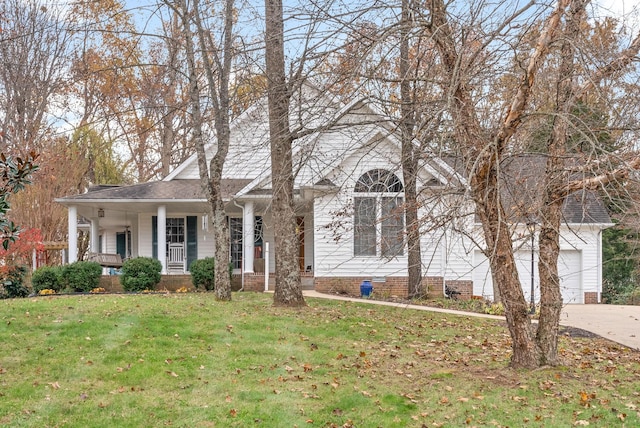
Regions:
[[0, 293, 639, 427]]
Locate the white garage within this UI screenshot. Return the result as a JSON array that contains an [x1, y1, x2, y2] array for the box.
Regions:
[[473, 250, 583, 304]]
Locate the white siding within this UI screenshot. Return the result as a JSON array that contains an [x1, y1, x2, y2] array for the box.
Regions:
[[313, 136, 408, 278], [138, 215, 153, 258]]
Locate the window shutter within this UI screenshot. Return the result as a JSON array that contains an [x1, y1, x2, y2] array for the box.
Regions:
[[152, 216, 157, 259], [186, 216, 198, 270]]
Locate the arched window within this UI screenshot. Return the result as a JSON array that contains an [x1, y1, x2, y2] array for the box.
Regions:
[[354, 169, 404, 257]]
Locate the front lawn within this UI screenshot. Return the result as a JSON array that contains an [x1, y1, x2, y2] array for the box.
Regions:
[[1, 293, 638, 427]]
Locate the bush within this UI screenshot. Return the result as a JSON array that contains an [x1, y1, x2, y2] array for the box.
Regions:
[[31, 265, 63, 293], [190, 257, 215, 291], [120, 257, 162, 292], [1, 265, 28, 298], [61, 261, 103, 292]]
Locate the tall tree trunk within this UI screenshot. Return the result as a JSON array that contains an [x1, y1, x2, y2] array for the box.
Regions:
[[472, 159, 542, 368], [535, 0, 585, 364], [177, 0, 234, 300], [264, 0, 305, 307], [194, 0, 234, 301], [400, 0, 422, 299]]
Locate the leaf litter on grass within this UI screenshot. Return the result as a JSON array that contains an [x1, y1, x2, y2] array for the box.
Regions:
[[0, 293, 639, 427]]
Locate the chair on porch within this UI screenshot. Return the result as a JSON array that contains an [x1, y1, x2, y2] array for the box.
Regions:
[[167, 243, 185, 273]]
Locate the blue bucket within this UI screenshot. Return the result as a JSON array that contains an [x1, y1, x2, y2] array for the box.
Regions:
[[360, 280, 373, 298]]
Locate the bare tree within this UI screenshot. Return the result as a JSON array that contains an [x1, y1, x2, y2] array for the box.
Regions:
[[400, 0, 422, 299], [0, 0, 71, 152], [168, 0, 235, 301], [421, 0, 640, 368], [264, 0, 306, 306]]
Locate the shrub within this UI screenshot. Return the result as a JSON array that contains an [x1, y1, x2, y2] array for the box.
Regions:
[[0, 265, 28, 298], [61, 261, 103, 292], [190, 257, 215, 291], [31, 265, 63, 293], [120, 257, 161, 292]]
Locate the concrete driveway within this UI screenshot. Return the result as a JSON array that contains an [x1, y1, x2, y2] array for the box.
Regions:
[[560, 304, 640, 351], [303, 291, 640, 351]]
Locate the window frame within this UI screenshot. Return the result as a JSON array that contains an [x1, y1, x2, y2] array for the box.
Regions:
[[353, 169, 405, 258]]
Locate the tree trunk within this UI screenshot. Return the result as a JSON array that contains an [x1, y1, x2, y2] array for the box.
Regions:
[[536, 195, 563, 365], [472, 160, 542, 369], [177, 0, 234, 300], [400, 0, 422, 299], [534, 0, 584, 364], [264, 0, 305, 307], [425, 0, 569, 368], [193, 0, 234, 301]]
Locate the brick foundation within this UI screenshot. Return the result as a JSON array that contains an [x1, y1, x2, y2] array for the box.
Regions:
[[96, 273, 471, 301], [99, 274, 194, 293], [583, 292, 599, 304], [315, 276, 446, 299], [315, 276, 405, 297], [241, 273, 275, 292], [444, 280, 473, 300], [424, 276, 444, 298]]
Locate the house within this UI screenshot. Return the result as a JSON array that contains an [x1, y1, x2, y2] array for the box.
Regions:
[[55, 94, 612, 303]]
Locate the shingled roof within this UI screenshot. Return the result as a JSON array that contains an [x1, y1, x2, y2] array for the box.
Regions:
[[57, 179, 252, 202], [443, 154, 612, 225]]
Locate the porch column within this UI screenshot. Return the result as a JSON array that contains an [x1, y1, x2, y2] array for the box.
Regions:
[[243, 202, 255, 273], [157, 205, 167, 273], [90, 217, 100, 253], [68, 205, 78, 263]]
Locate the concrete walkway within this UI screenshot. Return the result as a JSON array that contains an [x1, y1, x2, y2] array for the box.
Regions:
[[303, 291, 640, 351]]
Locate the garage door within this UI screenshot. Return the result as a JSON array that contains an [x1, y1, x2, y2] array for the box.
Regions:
[[558, 250, 582, 304], [473, 250, 582, 303]]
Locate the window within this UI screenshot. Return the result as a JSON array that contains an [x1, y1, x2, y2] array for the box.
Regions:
[[354, 169, 404, 257], [166, 218, 184, 246], [230, 217, 243, 269], [254, 216, 263, 259]]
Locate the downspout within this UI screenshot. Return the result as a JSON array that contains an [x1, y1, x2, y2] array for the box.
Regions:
[[597, 227, 602, 303], [232, 199, 245, 292]]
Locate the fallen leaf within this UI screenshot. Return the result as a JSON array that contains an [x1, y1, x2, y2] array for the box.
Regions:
[[166, 371, 179, 377]]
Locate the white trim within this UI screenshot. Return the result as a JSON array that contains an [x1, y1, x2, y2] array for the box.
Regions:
[[68, 205, 78, 263], [158, 205, 167, 274]]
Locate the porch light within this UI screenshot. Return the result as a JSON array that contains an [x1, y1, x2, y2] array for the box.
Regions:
[[98, 208, 105, 218]]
